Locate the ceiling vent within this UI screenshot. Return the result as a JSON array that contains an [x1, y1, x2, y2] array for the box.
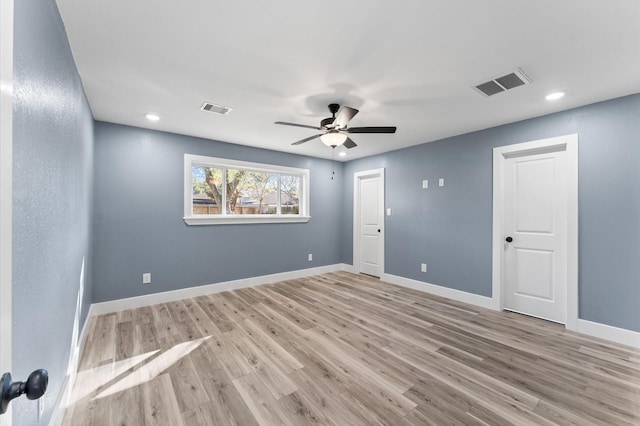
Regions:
[[200, 102, 233, 115], [474, 69, 531, 97]]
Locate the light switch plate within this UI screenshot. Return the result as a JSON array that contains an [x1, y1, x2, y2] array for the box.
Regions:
[[422, 180, 428, 189], [438, 178, 444, 187]]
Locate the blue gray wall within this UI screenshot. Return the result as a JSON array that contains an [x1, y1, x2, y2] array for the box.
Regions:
[[12, 0, 94, 423], [10, 2, 638, 422], [92, 122, 344, 302], [343, 94, 640, 332]]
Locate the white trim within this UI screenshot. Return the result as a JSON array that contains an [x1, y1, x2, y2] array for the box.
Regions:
[[0, 0, 13, 423], [382, 273, 640, 349], [353, 168, 385, 276], [340, 263, 357, 274], [91, 264, 351, 315], [576, 319, 640, 349], [492, 134, 579, 330], [184, 215, 310, 225], [382, 273, 497, 310], [184, 153, 310, 224]]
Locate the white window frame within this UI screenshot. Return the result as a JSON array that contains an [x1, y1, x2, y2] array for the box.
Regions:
[[184, 154, 310, 225]]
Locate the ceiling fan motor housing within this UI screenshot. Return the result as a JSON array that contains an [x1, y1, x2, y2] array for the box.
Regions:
[[320, 117, 334, 128]]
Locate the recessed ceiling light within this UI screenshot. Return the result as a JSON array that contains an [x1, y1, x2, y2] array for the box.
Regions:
[[145, 113, 160, 121], [545, 91, 565, 101], [338, 152, 347, 157]]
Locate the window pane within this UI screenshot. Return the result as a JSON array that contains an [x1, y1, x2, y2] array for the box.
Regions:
[[280, 175, 301, 215], [192, 166, 222, 215], [229, 169, 278, 215]]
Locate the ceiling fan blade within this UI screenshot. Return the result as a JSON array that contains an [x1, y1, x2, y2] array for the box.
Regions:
[[291, 134, 322, 145], [343, 137, 357, 149], [345, 126, 397, 134], [275, 121, 321, 131], [332, 106, 359, 129]]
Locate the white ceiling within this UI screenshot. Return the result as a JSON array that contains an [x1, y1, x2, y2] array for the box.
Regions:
[[56, 0, 640, 161]]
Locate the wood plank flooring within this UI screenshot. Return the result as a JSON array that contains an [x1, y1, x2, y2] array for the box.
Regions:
[[63, 272, 640, 425]]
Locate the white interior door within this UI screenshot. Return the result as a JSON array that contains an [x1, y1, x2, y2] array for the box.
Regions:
[[354, 169, 384, 277], [503, 149, 568, 323]]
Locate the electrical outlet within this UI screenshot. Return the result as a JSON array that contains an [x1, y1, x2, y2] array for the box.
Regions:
[[422, 179, 428, 189], [308, 254, 313, 262], [386, 208, 392, 216], [438, 178, 444, 187], [421, 263, 427, 273], [142, 273, 151, 284]]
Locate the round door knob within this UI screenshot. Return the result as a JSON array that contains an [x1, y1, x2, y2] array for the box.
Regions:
[[505, 236, 513, 243], [378, 229, 381, 233]]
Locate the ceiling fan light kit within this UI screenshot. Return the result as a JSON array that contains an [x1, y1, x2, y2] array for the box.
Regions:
[[275, 104, 397, 150], [321, 130, 347, 147]]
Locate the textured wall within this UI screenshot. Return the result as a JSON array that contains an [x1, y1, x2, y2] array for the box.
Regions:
[[92, 122, 344, 302], [12, 0, 94, 423], [343, 94, 640, 332]]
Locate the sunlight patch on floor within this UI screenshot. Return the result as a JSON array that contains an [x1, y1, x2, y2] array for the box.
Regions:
[[69, 350, 159, 404], [94, 336, 210, 399]]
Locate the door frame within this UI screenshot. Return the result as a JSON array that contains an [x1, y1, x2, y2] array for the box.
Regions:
[[492, 134, 578, 331], [353, 168, 385, 276], [0, 0, 13, 423]]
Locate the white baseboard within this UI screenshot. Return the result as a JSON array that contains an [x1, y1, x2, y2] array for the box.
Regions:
[[381, 272, 640, 350], [577, 319, 640, 349], [341, 263, 357, 274], [91, 264, 351, 316], [381, 273, 497, 310]]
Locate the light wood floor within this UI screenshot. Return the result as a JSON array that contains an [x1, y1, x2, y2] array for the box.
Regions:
[[63, 272, 640, 425]]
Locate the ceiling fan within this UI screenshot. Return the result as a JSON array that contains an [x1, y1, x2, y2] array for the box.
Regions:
[[275, 104, 397, 149]]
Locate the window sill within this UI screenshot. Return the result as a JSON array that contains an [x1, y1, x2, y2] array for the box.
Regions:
[[184, 215, 311, 225]]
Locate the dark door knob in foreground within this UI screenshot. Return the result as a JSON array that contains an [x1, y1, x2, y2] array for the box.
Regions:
[[378, 229, 381, 233], [505, 236, 513, 243], [0, 369, 48, 414]]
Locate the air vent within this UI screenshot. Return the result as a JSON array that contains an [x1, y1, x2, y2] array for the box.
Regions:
[[200, 102, 233, 115], [474, 68, 531, 97], [476, 81, 505, 97]]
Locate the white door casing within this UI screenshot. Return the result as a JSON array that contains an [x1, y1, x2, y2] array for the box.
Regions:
[[354, 169, 385, 277], [0, 0, 14, 424], [503, 150, 568, 323], [492, 134, 578, 330]]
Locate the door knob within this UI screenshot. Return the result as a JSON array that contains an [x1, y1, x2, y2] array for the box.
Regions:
[[378, 229, 381, 233], [505, 236, 513, 243], [0, 369, 48, 414]]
